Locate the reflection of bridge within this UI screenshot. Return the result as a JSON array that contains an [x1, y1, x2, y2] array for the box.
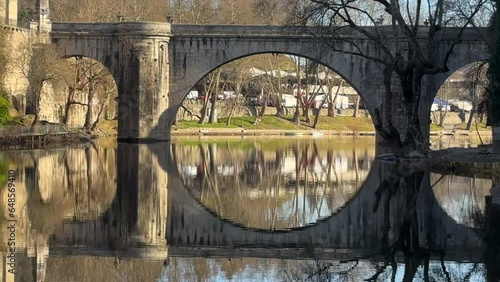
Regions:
[[57, 144, 485, 254], [167, 157, 482, 257], [1, 143, 492, 281]]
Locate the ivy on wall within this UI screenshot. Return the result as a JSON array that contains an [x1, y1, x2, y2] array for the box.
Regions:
[[0, 29, 12, 125]]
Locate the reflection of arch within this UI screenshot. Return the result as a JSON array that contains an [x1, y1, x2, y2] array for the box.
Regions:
[[431, 173, 492, 228], [150, 142, 484, 256], [27, 147, 117, 233], [173, 141, 373, 231]]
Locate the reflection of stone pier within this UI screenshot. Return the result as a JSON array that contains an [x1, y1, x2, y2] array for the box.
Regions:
[[50, 143, 169, 258], [491, 163, 500, 206], [0, 144, 170, 280]]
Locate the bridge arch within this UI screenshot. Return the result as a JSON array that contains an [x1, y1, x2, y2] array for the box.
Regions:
[[168, 34, 382, 120], [421, 41, 490, 120], [429, 60, 489, 134], [53, 37, 120, 83]]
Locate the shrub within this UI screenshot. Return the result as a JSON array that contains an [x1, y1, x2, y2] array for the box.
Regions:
[[0, 93, 12, 125]]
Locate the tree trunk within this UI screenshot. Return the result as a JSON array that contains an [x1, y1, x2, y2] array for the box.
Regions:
[[254, 100, 268, 125], [83, 82, 94, 131], [466, 108, 475, 131], [292, 102, 301, 124], [91, 99, 107, 130], [303, 86, 311, 124], [312, 92, 329, 129], [353, 95, 360, 118], [208, 70, 222, 124], [330, 80, 343, 118], [226, 101, 237, 126], [31, 87, 42, 128], [374, 67, 426, 156], [327, 84, 335, 117], [208, 96, 217, 124], [62, 88, 74, 125]]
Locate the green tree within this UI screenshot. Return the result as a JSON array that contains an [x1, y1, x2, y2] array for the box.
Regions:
[[0, 30, 12, 125], [0, 96, 12, 125]]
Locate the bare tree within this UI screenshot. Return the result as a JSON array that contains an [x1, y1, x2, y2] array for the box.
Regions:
[[60, 57, 117, 130], [290, 56, 304, 125], [60, 57, 91, 125], [294, 0, 490, 155], [11, 43, 65, 126], [464, 61, 489, 130], [52, 0, 167, 22]]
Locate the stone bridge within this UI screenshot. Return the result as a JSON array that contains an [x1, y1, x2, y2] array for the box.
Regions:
[[49, 22, 490, 141]]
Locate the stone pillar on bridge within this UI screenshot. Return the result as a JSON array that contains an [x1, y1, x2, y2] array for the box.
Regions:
[[117, 33, 170, 142]]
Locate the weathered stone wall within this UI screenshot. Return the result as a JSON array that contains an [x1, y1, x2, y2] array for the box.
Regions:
[[0, 27, 60, 122], [0, 0, 5, 24], [1, 26, 30, 115]]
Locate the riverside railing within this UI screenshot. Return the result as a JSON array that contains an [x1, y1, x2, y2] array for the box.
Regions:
[[0, 124, 68, 137]]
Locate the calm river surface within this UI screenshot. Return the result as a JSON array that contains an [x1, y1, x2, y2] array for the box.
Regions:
[[0, 136, 498, 281]]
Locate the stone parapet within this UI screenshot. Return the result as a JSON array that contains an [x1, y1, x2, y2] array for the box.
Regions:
[[52, 22, 171, 37]]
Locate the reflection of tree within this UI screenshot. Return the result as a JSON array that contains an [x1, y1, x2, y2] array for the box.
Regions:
[[176, 139, 373, 230], [485, 197, 500, 281], [280, 165, 490, 281], [432, 173, 490, 228], [28, 146, 116, 233]]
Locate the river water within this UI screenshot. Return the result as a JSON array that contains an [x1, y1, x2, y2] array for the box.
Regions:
[[0, 136, 498, 281]]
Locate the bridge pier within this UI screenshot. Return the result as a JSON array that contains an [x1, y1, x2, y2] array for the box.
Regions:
[[114, 26, 171, 142]]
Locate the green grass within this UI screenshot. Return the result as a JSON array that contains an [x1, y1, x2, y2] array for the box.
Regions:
[[313, 116, 374, 131], [430, 123, 443, 132], [455, 122, 491, 131], [97, 119, 118, 133], [176, 115, 376, 131], [174, 136, 377, 152]]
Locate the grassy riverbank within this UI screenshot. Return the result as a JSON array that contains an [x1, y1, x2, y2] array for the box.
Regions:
[[173, 115, 492, 134], [0, 115, 492, 143], [175, 116, 376, 131]]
